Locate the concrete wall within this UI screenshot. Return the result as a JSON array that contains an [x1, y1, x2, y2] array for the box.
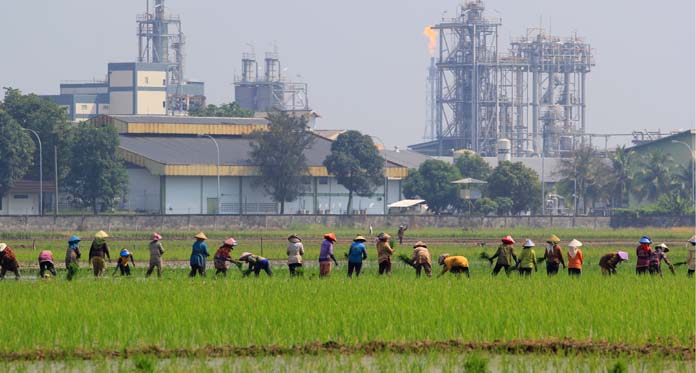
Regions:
[[0, 215, 611, 232], [109, 71, 133, 87], [126, 168, 161, 213], [109, 91, 133, 114], [0, 192, 39, 216], [136, 91, 166, 114]]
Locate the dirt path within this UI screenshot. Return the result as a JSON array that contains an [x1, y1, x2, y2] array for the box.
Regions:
[[0, 338, 692, 361]]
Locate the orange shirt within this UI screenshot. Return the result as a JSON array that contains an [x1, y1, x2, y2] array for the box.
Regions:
[[567, 249, 583, 269]]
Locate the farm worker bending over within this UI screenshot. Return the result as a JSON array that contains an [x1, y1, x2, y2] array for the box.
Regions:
[[189, 232, 209, 277], [214, 238, 241, 277], [239, 252, 272, 277], [516, 239, 537, 277], [635, 236, 652, 275], [0, 243, 20, 280], [489, 235, 517, 276], [146, 233, 165, 278], [411, 241, 432, 277], [114, 249, 135, 276], [567, 239, 584, 277], [286, 234, 305, 277], [347, 235, 368, 278], [65, 235, 82, 273], [599, 251, 628, 275], [376, 233, 394, 275], [38, 250, 57, 278], [542, 234, 565, 275], [687, 236, 696, 277], [649, 243, 674, 276], [397, 225, 408, 245], [437, 254, 469, 278], [318, 233, 338, 277], [89, 231, 111, 277]]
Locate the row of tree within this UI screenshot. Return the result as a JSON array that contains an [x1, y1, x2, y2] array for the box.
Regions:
[[0, 89, 127, 214]]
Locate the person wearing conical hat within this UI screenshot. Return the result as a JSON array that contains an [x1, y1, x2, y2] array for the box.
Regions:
[[567, 239, 584, 277], [0, 243, 20, 280], [215, 238, 241, 277], [65, 235, 82, 280], [88, 231, 111, 277], [516, 239, 537, 277], [146, 233, 165, 278], [319, 233, 339, 277], [189, 232, 209, 277], [687, 236, 696, 277], [437, 254, 470, 278], [286, 234, 305, 277], [347, 235, 368, 278], [635, 236, 652, 275], [599, 251, 628, 275], [542, 234, 565, 276], [649, 243, 673, 276], [411, 241, 432, 278], [489, 236, 517, 276], [376, 233, 394, 276], [239, 252, 272, 277]]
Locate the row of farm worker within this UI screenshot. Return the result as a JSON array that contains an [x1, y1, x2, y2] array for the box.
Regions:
[[0, 232, 695, 280]]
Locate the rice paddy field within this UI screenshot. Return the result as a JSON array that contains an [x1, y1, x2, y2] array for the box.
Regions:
[[0, 226, 694, 372]]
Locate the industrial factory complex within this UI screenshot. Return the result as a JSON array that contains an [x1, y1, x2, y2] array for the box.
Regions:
[[0, 0, 691, 217]]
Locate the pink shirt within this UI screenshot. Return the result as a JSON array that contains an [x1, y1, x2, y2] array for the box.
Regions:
[[38, 250, 54, 262]]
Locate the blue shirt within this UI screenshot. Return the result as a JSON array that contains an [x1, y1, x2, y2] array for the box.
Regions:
[[190, 240, 209, 267], [348, 242, 367, 263]]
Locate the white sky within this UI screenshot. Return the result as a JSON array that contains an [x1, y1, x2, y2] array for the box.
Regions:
[[1, 0, 693, 148]]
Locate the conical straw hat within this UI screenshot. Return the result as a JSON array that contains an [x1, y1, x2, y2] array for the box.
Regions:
[[94, 231, 109, 239], [194, 232, 208, 240]]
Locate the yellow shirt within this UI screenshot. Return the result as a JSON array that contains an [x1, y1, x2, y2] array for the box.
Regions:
[[442, 256, 468, 273]]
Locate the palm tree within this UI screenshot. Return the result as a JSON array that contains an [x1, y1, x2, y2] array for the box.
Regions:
[[558, 146, 599, 214], [608, 145, 634, 208], [671, 159, 694, 201], [633, 150, 674, 202]]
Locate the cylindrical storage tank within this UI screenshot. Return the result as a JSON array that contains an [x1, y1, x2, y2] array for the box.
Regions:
[[497, 139, 512, 161]]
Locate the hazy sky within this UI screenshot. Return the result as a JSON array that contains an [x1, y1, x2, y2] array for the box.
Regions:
[[1, 0, 693, 148]]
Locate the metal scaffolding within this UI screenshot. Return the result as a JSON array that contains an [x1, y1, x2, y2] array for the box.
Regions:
[[414, 0, 594, 157]]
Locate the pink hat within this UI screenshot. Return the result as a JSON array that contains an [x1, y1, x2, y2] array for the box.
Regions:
[[618, 251, 629, 261], [223, 237, 238, 247], [152, 233, 162, 241], [501, 235, 515, 245]]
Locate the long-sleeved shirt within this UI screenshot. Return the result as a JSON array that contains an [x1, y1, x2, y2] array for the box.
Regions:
[[543, 245, 565, 266], [688, 247, 696, 271], [412, 247, 431, 265], [88, 240, 110, 260], [0, 247, 18, 268], [491, 244, 516, 266], [599, 252, 621, 270], [287, 242, 305, 264], [214, 246, 233, 269], [190, 240, 209, 267], [38, 250, 54, 263], [319, 239, 334, 262], [376, 241, 394, 263], [636, 244, 651, 268], [441, 256, 468, 274], [65, 245, 81, 267], [517, 248, 536, 269], [567, 249, 583, 270], [348, 242, 367, 263], [149, 241, 164, 263]]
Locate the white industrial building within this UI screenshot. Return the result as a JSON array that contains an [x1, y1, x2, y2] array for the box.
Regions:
[[89, 115, 412, 215]]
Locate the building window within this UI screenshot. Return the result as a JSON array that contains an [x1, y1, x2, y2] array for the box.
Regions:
[[144, 76, 149, 84], [163, 79, 166, 85], [319, 177, 329, 185], [162, 101, 166, 108], [102, 105, 109, 110], [14, 194, 29, 199], [81, 104, 88, 110]]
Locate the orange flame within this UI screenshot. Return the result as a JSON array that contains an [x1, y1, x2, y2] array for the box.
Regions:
[[423, 26, 437, 56]]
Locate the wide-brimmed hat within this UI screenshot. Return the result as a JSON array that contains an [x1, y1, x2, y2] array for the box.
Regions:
[[68, 235, 81, 243], [94, 230, 109, 239], [194, 232, 208, 240], [323, 233, 337, 242], [0, 243, 6, 252], [618, 251, 629, 261], [438, 254, 449, 265], [223, 237, 238, 247], [688, 235, 696, 244], [239, 252, 252, 261], [288, 234, 302, 242], [655, 243, 669, 252], [413, 241, 427, 248], [639, 236, 652, 244], [501, 235, 515, 244], [152, 232, 162, 241], [354, 235, 367, 242], [523, 239, 535, 247], [568, 239, 583, 248], [546, 234, 560, 243]]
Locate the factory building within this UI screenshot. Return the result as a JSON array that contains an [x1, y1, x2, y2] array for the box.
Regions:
[[85, 115, 409, 215]]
